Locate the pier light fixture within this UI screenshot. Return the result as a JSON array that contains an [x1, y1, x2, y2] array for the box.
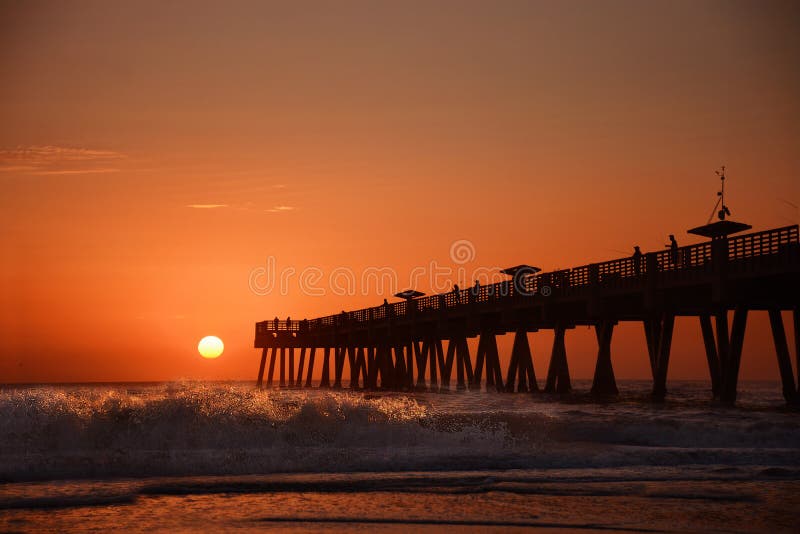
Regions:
[[500, 265, 541, 278], [394, 289, 426, 300]]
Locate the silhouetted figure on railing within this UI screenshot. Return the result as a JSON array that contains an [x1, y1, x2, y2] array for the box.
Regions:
[[632, 246, 643, 276], [300, 318, 308, 332], [667, 235, 679, 266], [452, 284, 460, 304], [286, 316, 292, 330], [273, 316, 279, 331]]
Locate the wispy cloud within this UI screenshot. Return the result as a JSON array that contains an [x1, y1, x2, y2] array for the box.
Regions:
[[31, 168, 121, 175], [0, 165, 38, 173], [0, 144, 126, 176], [0, 145, 125, 162], [187, 204, 229, 209], [265, 205, 295, 213]]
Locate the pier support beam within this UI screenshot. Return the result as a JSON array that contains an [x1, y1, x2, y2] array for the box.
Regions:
[[645, 313, 675, 401], [433, 339, 445, 391], [700, 315, 722, 399], [256, 348, 268, 387], [440, 340, 455, 390], [769, 309, 798, 404], [279, 347, 286, 387], [266, 347, 277, 387], [455, 337, 473, 391], [304, 347, 316, 387], [333, 346, 346, 388], [406, 342, 416, 390], [288, 348, 295, 387], [415, 340, 429, 391], [393, 345, 408, 390], [320, 347, 331, 388], [296, 347, 306, 388], [347, 346, 358, 389], [473, 332, 504, 392], [718, 308, 748, 405], [545, 326, 571, 393], [591, 321, 618, 396], [506, 330, 537, 393], [795, 309, 800, 394]]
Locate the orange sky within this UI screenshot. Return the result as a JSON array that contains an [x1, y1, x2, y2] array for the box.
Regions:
[[1, 0, 798, 383]]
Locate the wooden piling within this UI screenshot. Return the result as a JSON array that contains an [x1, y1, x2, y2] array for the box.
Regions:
[[320, 347, 331, 388], [256, 348, 268, 387], [591, 321, 617, 396], [305, 347, 316, 387], [545, 326, 571, 393], [699, 315, 721, 399], [266, 347, 277, 387], [768, 309, 797, 404]]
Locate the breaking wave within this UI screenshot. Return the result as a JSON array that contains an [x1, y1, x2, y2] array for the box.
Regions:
[[1, 381, 799, 481]]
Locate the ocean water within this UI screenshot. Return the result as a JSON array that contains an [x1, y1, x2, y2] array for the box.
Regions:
[[1, 380, 799, 532]]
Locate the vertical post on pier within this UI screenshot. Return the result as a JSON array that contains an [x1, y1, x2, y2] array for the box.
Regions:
[[369, 345, 381, 389], [320, 347, 331, 388], [473, 335, 486, 389], [699, 315, 721, 399], [456, 342, 474, 390], [347, 346, 358, 389], [545, 326, 571, 393], [257, 348, 268, 387], [506, 330, 537, 393], [429, 339, 442, 391], [266, 347, 277, 387], [415, 340, 429, 391], [505, 332, 520, 392], [406, 341, 415, 390], [715, 312, 730, 381], [651, 313, 675, 401], [305, 347, 316, 387], [297, 347, 307, 388], [795, 309, 800, 393], [768, 309, 798, 404], [441, 339, 455, 391], [279, 347, 286, 387], [394, 345, 407, 390], [720, 308, 748, 405], [288, 348, 295, 387], [380, 344, 395, 389], [334, 346, 346, 388], [366, 345, 380, 389], [482, 333, 503, 392], [591, 321, 618, 396], [353, 346, 368, 389], [520, 330, 538, 392]]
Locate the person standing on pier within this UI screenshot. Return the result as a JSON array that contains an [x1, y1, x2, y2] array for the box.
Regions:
[[632, 246, 643, 275], [667, 235, 679, 266], [273, 316, 279, 330]]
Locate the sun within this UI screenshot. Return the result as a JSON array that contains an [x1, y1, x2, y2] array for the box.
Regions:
[[198, 335, 224, 359]]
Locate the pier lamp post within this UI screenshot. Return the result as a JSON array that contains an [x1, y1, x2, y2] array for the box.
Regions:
[[500, 265, 541, 297]]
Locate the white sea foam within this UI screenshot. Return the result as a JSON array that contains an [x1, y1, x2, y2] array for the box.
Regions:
[[0, 381, 798, 481]]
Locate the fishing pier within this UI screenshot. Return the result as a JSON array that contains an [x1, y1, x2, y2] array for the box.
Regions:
[[254, 220, 799, 405]]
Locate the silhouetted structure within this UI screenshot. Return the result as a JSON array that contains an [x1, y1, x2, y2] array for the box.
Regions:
[[255, 223, 800, 405]]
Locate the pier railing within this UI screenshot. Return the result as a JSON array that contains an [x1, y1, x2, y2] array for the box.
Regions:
[[257, 225, 798, 334]]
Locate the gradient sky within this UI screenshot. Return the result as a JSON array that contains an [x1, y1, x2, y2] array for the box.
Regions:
[[1, 0, 798, 383]]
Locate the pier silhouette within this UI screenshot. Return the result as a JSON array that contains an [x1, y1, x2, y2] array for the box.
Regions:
[[254, 224, 800, 405]]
